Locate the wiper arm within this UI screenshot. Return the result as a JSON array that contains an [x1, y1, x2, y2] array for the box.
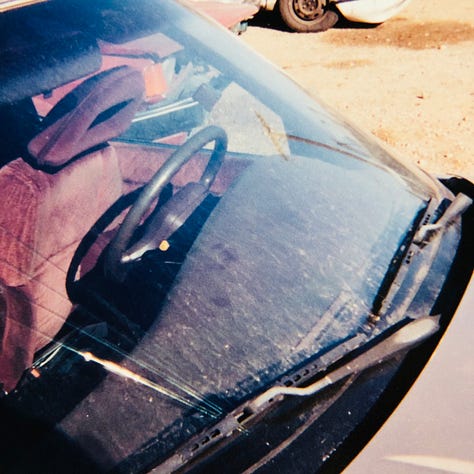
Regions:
[[156, 316, 439, 473], [413, 193, 472, 246], [248, 316, 438, 412]]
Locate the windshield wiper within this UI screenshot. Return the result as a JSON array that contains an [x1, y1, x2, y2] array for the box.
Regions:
[[414, 193, 472, 246], [247, 316, 438, 411], [155, 316, 439, 473], [371, 193, 472, 322]]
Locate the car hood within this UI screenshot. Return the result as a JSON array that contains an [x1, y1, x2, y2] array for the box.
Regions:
[[345, 274, 474, 474]]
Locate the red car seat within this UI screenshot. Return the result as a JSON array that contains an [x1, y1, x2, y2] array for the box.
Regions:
[[0, 66, 144, 392]]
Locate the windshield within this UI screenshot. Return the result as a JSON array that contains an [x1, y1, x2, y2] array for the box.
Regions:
[[0, 0, 439, 471]]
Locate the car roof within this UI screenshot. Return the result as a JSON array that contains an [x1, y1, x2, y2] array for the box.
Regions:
[[0, 0, 163, 103]]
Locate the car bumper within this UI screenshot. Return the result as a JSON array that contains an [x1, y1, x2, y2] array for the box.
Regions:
[[335, 0, 412, 24]]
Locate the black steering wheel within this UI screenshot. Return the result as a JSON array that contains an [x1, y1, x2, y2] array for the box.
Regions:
[[105, 125, 228, 279]]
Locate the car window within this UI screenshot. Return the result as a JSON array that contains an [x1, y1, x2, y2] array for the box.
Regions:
[[0, 0, 439, 471]]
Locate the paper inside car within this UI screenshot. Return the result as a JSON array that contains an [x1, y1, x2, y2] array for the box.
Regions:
[[0, 0, 472, 473]]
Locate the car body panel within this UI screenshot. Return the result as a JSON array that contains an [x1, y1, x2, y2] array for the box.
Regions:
[[190, 0, 258, 29], [335, 0, 412, 24], [223, 0, 411, 29], [345, 274, 474, 474], [222, 0, 411, 25]]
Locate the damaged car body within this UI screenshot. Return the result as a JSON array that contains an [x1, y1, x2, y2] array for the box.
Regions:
[[0, 0, 472, 473]]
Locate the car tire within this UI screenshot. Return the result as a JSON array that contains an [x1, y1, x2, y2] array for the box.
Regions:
[[278, 0, 339, 32]]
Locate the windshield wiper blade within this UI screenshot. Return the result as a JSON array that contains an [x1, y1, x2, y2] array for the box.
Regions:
[[247, 316, 438, 411], [413, 193, 472, 246], [155, 316, 439, 473]]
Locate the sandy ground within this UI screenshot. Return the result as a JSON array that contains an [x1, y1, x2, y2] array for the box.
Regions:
[[242, 0, 474, 181]]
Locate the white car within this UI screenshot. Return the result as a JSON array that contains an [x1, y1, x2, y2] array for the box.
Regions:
[[248, 0, 412, 32]]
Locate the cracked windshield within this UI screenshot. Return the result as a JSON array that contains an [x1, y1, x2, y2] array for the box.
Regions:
[[0, 0, 432, 471]]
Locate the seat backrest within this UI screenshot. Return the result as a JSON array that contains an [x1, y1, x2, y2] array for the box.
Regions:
[[0, 66, 144, 392]]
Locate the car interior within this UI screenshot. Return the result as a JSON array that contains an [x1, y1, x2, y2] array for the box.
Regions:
[[0, 28, 251, 395], [3, 5, 472, 473]]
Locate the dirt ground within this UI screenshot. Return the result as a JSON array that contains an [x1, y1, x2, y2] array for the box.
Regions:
[[242, 0, 474, 181]]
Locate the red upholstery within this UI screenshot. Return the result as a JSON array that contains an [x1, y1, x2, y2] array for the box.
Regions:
[[29, 66, 144, 168], [0, 149, 123, 392], [0, 66, 144, 392]]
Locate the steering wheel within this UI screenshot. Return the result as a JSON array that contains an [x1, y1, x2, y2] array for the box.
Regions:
[[105, 125, 228, 279]]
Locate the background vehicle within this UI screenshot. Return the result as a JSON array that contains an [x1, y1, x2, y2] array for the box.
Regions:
[[201, 0, 413, 32], [0, 0, 472, 472], [192, 0, 258, 32]]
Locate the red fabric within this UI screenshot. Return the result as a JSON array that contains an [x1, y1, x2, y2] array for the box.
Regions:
[[33, 56, 154, 117], [0, 148, 123, 392], [0, 66, 146, 392], [0, 286, 34, 392], [28, 66, 144, 168]]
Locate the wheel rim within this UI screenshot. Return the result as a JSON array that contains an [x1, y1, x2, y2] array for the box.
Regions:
[[292, 0, 327, 21]]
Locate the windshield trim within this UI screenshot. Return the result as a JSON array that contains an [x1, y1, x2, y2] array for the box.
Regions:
[[0, 0, 46, 12]]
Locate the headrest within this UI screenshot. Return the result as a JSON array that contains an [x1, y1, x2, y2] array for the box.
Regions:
[[28, 66, 144, 168]]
